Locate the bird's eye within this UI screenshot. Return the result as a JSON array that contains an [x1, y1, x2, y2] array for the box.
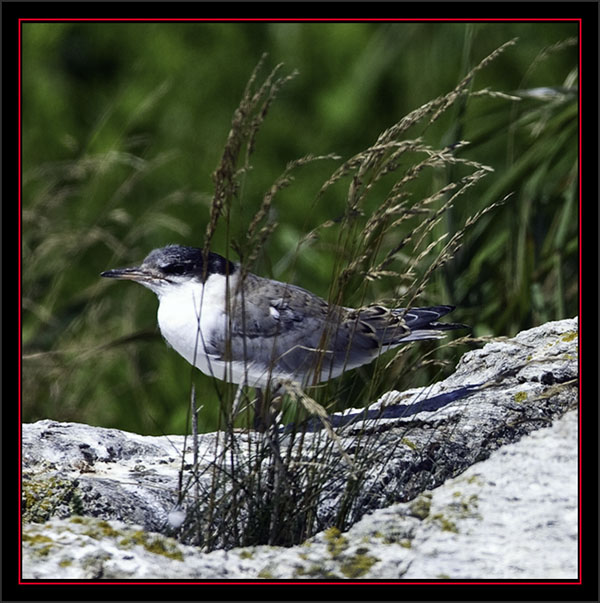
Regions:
[[163, 263, 187, 275]]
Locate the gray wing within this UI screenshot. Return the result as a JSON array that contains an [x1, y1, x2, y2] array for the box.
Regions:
[[207, 273, 464, 383], [208, 275, 382, 383]]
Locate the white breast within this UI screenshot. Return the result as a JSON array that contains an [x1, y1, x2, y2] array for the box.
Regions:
[[154, 273, 316, 389], [156, 274, 233, 382]]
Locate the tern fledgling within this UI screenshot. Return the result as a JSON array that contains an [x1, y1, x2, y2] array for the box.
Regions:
[[101, 245, 465, 415]]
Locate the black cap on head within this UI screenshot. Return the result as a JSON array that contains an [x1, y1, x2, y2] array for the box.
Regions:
[[143, 245, 235, 281]]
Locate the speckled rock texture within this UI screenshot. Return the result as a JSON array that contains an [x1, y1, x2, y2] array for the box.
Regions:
[[22, 317, 578, 579]]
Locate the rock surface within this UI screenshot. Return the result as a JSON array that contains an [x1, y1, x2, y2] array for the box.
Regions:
[[22, 410, 578, 579], [22, 317, 579, 579]]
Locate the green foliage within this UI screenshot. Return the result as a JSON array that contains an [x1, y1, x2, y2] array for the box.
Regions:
[[22, 23, 578, 435]]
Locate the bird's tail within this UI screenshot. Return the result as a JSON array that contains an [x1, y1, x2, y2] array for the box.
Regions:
[[391, 305, 468, 342]]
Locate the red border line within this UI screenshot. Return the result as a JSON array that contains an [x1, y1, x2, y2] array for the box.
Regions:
[[577, 16, 582, 585], [18, 16, 23, 584], [18, 18, 582, 23], [17, 16, 583, 587]]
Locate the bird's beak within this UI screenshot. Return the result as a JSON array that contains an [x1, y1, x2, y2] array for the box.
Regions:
[[100, 266, 162, 283]]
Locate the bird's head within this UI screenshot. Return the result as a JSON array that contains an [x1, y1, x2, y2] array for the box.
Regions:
[[101, 245, 236, 296]]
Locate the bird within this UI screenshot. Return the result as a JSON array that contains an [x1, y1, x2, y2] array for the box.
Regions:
[[101, 244, 466, 427]]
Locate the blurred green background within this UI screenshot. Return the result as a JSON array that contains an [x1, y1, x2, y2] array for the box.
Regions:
[[21, 22, 578, 434]]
